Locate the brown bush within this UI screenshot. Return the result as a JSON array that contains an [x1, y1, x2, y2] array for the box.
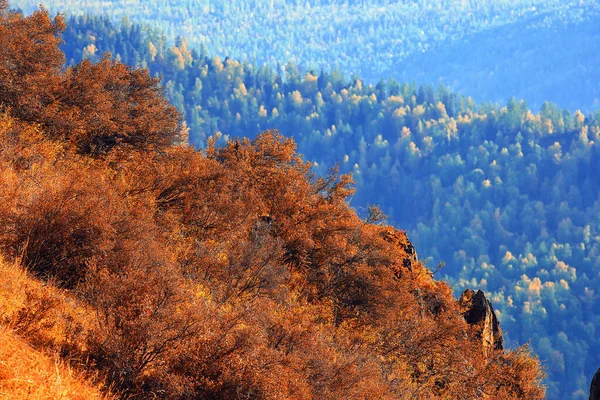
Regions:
[[83, 259, 197, 395], [0, 2, 181, 157], [55, 56, 182, 155], [0, 154, 116, 286], [0, 1, 65, 124]]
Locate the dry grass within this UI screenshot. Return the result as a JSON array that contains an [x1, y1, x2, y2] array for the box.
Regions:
[[0, 257, 113, 399], [0, 257, 93, 350], [0, 325, 111, 399]]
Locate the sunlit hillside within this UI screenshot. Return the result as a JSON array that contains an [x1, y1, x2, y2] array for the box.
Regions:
[[0, 3, 545, 399], [0, 260, 112, 400], [54, 14, 600, 399]]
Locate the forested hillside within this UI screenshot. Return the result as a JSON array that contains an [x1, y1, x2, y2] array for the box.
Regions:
[[57, 16, 600, 399], [398, 13, 600, 112], [12, 0, 600, 110], [0, 3, 545, 399]]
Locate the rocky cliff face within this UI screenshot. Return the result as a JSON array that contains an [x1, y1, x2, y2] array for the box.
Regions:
[[590, 368, 600, 400], [381, 228, 419, 276], [459, 289, 504, 354]]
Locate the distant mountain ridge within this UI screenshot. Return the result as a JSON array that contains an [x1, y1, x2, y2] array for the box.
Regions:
[[397, 11, 600, 111], [11, 0, 600, 110]]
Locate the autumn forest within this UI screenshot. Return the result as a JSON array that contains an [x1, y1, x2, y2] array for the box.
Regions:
[[0, 0, 598, 399]]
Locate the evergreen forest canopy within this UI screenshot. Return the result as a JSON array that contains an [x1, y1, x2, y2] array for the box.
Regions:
[[0, 3, 546, 399], [11, 0, 600, 111], [56, 14, 600, 399]]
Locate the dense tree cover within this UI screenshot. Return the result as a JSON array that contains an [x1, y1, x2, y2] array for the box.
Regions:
[[397, 13, 600, 112], [12, 0, 600, 110], [0, 4, 545, 399], [58, 16, 600, 399]]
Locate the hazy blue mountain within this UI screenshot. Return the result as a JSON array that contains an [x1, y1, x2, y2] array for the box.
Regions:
[[396, 12, 600, 112], [12, 0, 600, 110]]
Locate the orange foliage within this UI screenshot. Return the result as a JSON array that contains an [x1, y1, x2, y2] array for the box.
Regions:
[[0, 326, 112, 400], [0, 2, 181, 156], [0, 4, 545, 399]]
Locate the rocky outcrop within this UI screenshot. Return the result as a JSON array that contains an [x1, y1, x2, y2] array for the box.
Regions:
[[459, 289, 503, 354], [381, 228, 419, 276], [590, 368, 600, 400]]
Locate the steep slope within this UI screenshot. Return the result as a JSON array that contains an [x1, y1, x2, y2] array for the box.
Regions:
[[591, 369, 600, 400], [0, 259, 112, 399], [0, 3, 545, 399], [56, 14, 600, 399], [0, 327, 108, 400]]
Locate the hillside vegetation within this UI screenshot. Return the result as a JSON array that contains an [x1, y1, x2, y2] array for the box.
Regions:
[[57, 15, 600, 399], [0, 261, 112, 400], [0, 3, 545, 399], [12, 0, 600, 110], [0, 327, 107, 400]]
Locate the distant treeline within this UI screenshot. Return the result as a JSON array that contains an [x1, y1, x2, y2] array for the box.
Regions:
[[12, 0, 600, 110]]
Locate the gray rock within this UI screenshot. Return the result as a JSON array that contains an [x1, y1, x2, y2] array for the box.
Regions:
[[459, 289, 504, 354]]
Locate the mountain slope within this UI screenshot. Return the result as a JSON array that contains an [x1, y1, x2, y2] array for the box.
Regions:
[[0, 259, 111, 400], [54, 15, 600, 399], [0, 4, 545, 399], [0, 327, 108, 400], [397, 12, 600, 111]]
